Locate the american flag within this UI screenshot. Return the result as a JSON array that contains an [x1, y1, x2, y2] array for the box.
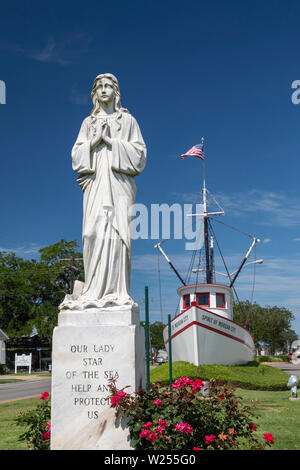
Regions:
[[180, 143, 205, 160]]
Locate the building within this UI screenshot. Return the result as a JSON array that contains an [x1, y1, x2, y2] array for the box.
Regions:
[[0, 328, 9, 364], [5, 334, 51, 371]]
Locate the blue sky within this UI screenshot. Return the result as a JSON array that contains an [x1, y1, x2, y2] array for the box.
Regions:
[[1, 0, 300, 334]]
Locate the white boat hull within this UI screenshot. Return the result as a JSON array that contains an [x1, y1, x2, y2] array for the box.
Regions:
[[163, 305, 255, 366]]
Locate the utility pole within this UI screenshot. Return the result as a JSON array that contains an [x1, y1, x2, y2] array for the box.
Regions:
[[60, 257, 83, 294]]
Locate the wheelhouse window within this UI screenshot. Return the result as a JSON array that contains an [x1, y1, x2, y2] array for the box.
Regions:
[[196, 293, 210, 307], [183, 294, 191, 309], [216, 293, 226, 308]]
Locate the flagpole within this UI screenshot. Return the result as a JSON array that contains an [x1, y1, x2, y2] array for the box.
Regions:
[[201, 137, 211, 284], [201, 137, 206, 216]]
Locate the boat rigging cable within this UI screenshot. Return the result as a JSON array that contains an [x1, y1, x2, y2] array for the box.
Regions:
[[209, 216, 256, 240], [208, 219, 241, 305], [156, 208, 259, 317], [208, 219, 257, 319], [155, 137, 260, 319]]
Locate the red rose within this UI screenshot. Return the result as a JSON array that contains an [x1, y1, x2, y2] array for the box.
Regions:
[[153, 399, 162, 405], [263, 433, 274, 445], [205, 434, 216, 444], [111, 390, 128, 406]]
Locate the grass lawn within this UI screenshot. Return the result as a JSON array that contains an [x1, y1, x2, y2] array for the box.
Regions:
[[0, 398, 41, 450], [0, 372, 51, 384], [150, 361, 300, 450], [0, 362, 298, 450], [238, 388, 300, 450], [0, 379, 23, 384]]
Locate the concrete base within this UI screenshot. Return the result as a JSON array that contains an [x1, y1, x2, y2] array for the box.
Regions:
[[50, 304, 145, 450]]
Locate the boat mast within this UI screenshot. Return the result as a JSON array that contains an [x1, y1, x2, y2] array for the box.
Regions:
[[202, 137, 213, 284], [154, 137, 224, 288], [209, 235, 215, 283]]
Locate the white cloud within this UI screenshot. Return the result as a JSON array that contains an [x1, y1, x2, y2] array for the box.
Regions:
[[0, 243, 41, 257], [214, 189, 300, 228], [174, 189, 300, 228], [0, 34, 92, 65], [30, 38, 69, 64]]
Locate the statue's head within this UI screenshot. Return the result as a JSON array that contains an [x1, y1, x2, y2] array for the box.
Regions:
[[91, 73, 126, 116]]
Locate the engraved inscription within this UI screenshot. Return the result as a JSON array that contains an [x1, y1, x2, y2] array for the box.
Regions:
[[66, 344, 118, 419]]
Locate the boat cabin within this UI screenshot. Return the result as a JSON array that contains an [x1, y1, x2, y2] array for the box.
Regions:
[[177, 283, 234, 320]]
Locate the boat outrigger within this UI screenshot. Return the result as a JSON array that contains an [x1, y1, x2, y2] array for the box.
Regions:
[[156, 139, 259, 365]]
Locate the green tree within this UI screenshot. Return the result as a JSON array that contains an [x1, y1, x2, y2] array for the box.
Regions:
[[0, 252, 36, 337], [233, 300, 297, 354], [149, 321, 165, 351], [34, 239, 84, 342], [140, 321, 165, 352], [38, 239, 83, 298], [0, 239, 84, 341]]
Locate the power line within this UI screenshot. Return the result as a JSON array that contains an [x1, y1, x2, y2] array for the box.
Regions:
[[0, 266, 66, 276]]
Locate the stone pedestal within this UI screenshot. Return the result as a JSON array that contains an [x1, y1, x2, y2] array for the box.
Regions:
[[50, 304, 145, 450]]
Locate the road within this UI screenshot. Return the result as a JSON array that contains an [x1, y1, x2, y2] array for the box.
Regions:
[[0, 378, 51, 404], [265, 361, 300, 378], [0, 362, 298, 404]]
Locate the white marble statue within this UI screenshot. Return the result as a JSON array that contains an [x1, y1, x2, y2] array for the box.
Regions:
[[60, 73, 146, 311]]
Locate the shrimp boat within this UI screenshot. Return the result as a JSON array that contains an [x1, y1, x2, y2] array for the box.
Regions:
[[156, 139, 258, 366]]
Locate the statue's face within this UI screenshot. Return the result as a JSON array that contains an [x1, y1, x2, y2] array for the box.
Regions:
[[95, 78, 115, 105]]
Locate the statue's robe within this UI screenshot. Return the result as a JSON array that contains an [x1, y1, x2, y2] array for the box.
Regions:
[[69, 112, 146, 309]]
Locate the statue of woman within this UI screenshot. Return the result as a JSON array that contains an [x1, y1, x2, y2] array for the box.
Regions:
[[60, 73, 146, 310]]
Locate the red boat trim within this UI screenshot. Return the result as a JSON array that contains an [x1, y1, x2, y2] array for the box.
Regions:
[[165, 320, 254, 351]]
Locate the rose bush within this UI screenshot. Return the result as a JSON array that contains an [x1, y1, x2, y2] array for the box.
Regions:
[[109, 377, 274, 450], [14, 379, 275, 451], [15, 392, 51, 450]]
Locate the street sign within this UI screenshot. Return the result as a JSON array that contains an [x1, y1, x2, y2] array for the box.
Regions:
[[15, 353, 32, 374]]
